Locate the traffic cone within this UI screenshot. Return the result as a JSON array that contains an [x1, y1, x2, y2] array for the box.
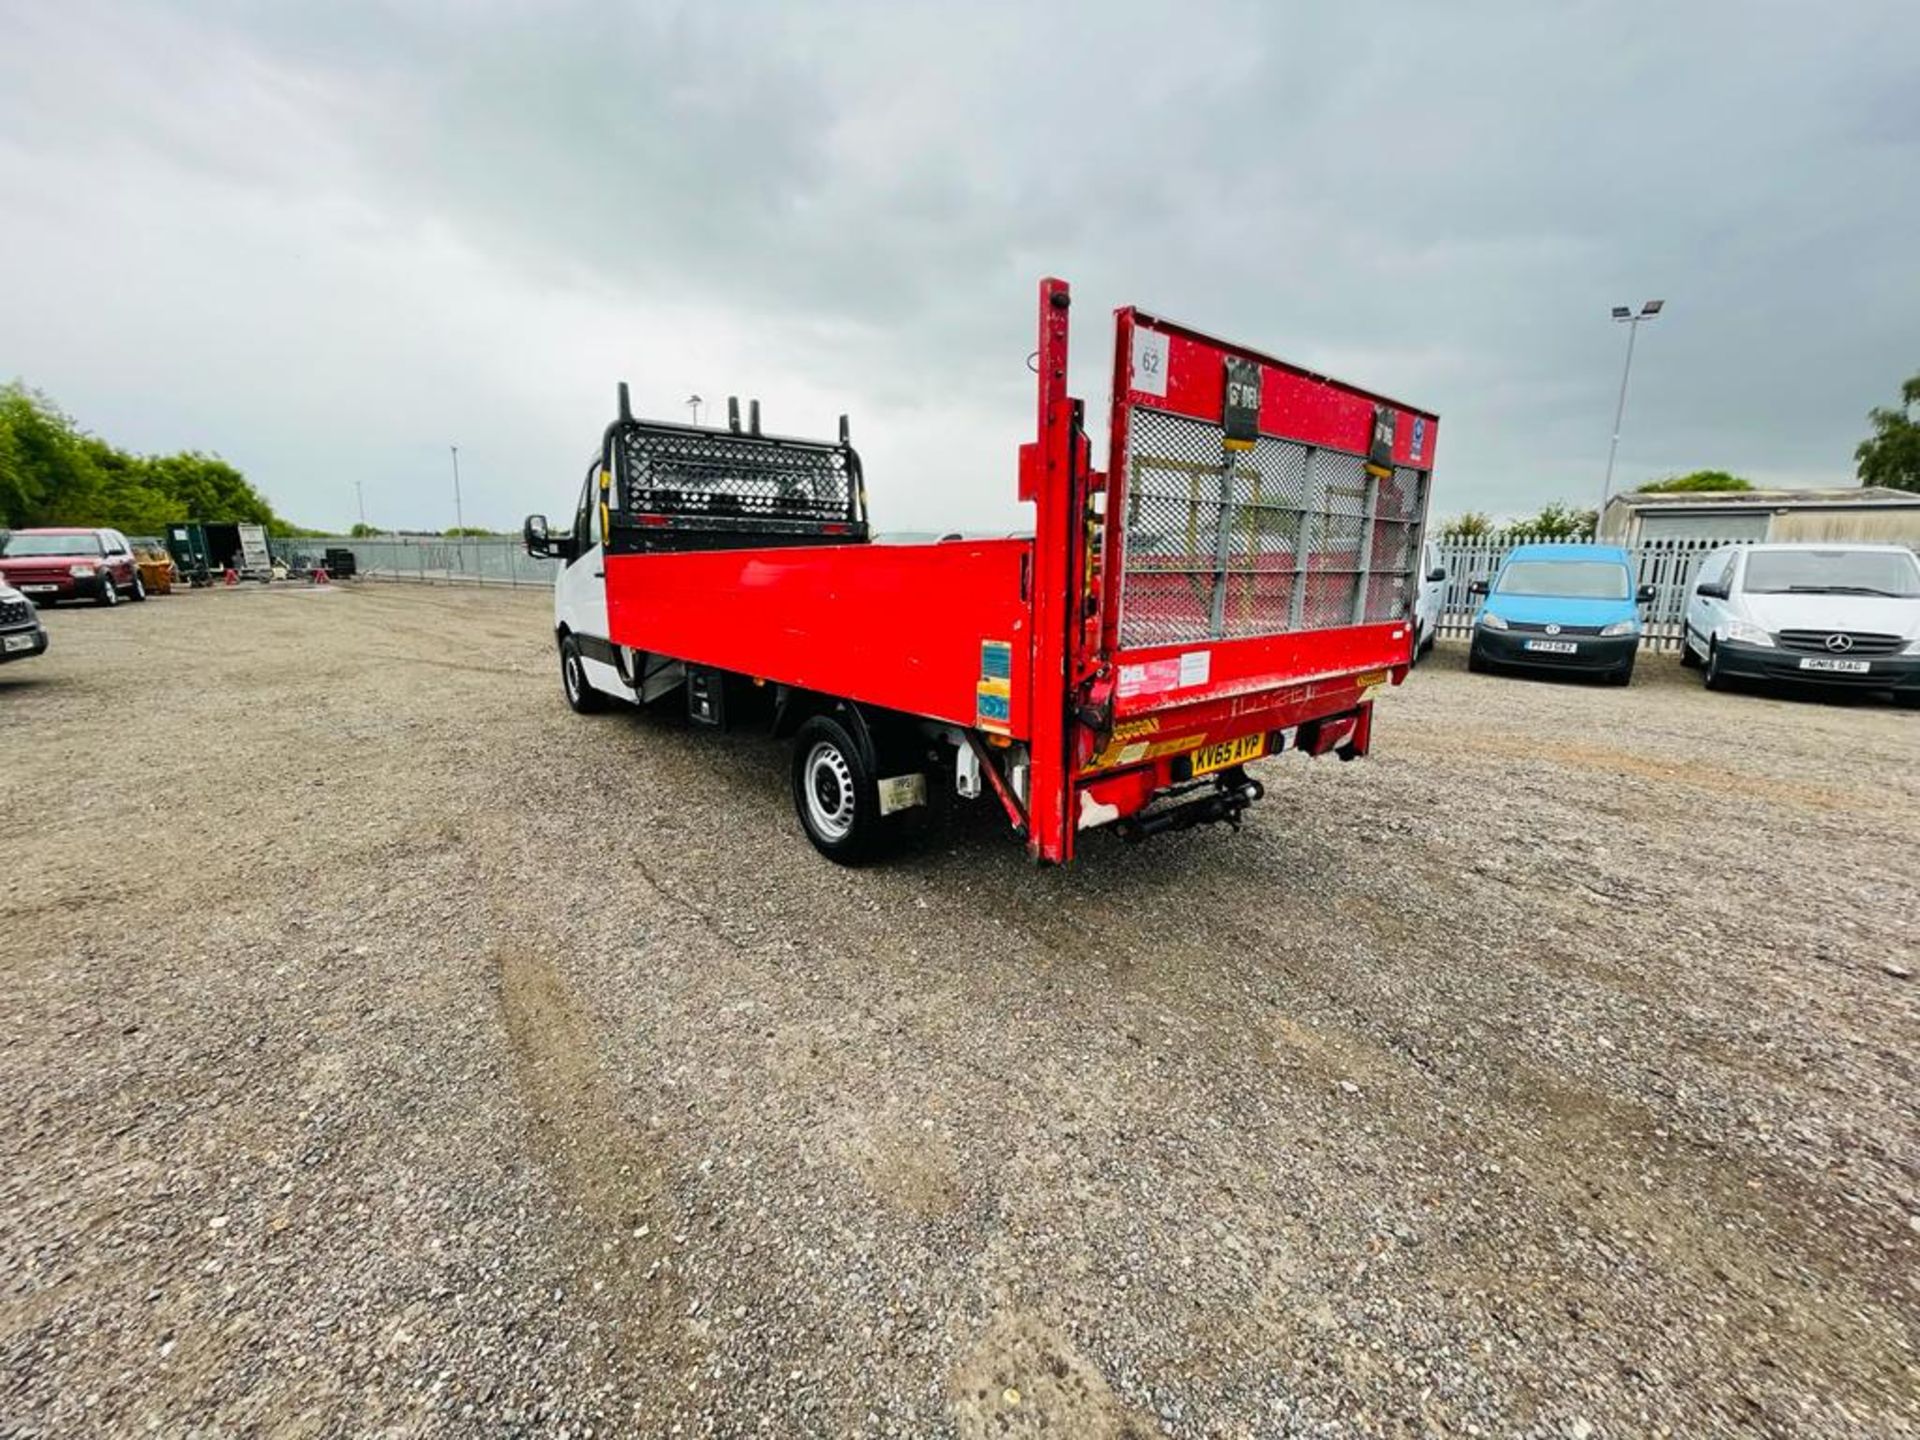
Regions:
[[312, 565, 330, 585], [223, 567, 239, 586]]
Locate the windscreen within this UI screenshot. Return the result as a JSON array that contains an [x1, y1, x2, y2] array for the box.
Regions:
[[1496, 560, 1629, 599], [2, 533, 101, 557], [1742, 549, 1920, 597]]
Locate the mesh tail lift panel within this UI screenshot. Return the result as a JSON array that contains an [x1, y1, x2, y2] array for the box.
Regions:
[[1111, 312, 1434, 652]]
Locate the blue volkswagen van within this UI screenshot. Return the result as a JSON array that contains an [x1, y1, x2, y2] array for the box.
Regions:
[[1467, 543, 1652, 685]]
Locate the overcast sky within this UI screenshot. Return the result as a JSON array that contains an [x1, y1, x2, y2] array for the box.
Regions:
[[3, 1, 1916, 533]]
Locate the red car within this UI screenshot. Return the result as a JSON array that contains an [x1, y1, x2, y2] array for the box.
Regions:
[[0, 527, 147, 606]]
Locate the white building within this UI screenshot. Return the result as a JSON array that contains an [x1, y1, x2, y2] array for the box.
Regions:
[[1598, 486, 1920, 546]]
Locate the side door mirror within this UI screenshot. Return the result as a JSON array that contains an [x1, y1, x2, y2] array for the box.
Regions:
[[1467, 577, 1490, 597], [1695, 580, 1729, 601], [523, 513, 570, 560], [1426, 566, 1447, 583], [1635, 584, 1657, 604]]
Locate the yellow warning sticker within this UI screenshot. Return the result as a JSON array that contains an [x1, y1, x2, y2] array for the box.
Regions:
[[975, 678, 1011, 734]]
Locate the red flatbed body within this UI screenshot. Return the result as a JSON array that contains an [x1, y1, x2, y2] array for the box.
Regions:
[[602, 279, 1437, 862]]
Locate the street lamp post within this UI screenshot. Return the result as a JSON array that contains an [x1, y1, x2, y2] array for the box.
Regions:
[[450, 444, 463, 533], [1600, 300, 1665, 515], [354, 480, 366, 531], [686, 394, 703, 427]]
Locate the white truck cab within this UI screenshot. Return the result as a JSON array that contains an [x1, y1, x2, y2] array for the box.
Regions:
[[1682, 542, 1920, 698], [547, 459, 624, 709]]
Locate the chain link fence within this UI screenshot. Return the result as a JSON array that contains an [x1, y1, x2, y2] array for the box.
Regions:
[[270, 537, 560, 588]]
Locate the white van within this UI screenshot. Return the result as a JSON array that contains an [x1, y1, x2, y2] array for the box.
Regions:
[[1411, 540, 1447, 661], [1682, 543, 1920, 698]]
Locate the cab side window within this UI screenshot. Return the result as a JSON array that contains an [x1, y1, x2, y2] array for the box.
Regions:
[[571, 464, 596, 558]]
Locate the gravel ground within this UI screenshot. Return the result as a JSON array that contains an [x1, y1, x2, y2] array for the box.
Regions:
[[2, 581, 1915, 1439]]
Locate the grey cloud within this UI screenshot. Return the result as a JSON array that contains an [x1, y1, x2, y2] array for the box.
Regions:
[[2, 0, 1916, 533]]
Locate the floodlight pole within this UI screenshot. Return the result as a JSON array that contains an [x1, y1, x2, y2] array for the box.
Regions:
[[687, 394, 703, 427], [354, 480, 366, 530], [1600, 302, 1663, 515], [450, 444, 463, 533]]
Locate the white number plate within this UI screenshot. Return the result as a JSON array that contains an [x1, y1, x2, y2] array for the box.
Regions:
[[1523, 639, 1579, 654], [20, 584, 57, 594], [1798, 657, 1870, 674], [3, 633, 34, 653]]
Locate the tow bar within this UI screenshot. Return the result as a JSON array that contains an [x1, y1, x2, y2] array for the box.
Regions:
[[1118, 770, 1265, 843]]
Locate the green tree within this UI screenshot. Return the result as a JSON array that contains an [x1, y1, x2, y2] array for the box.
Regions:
[[0, 382, 299, 533], [1505, 502, 1597, 540], [1855, 372, 1920, 493], [1635, 470, 1754, 494], [1436, 510, 1494, 539], [0, 384, 103, 524], [349, 522, 382, 538]]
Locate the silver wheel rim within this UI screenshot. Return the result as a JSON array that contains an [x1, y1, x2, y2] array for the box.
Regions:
[[564, 652, 581, 701], [803, 741, 856, 842]]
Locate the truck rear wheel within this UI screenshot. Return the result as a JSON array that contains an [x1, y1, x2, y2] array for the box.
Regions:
[[559, 634, 606, 714], [792, 714, 882, 864]]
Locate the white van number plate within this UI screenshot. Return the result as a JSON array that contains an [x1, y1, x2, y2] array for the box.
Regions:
[[1523, 639, 1578, 654], [1798, 657, 1869, 674]]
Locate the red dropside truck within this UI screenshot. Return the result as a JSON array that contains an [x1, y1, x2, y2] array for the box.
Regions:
[[523, 278, 1437, 864]]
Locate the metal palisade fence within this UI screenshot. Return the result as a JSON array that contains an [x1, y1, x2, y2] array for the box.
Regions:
[[1429, 535, 1721, 652]]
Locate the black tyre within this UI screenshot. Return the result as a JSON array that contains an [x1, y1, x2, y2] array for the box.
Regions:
[[95, 574, 120, 607], [1606, 660, 1635, 687], [1703, 639, 1728, 692], [559, 634, 606, 714], [1677, 633, 1701, 669], [1467, 641, 1489, 674], [791, 714, 883, 864], [130, 571, 147, 602]]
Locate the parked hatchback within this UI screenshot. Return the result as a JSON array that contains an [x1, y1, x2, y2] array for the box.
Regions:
[[1683, 543, 1920, 699], [0, 528, 146, 606], [1467, 543, 1651, 685]]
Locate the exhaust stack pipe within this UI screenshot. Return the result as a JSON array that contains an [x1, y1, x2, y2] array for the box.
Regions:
[[727, 397, 741, 434], [617, 382, 632, 423], [748, 399, 761, 436]]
